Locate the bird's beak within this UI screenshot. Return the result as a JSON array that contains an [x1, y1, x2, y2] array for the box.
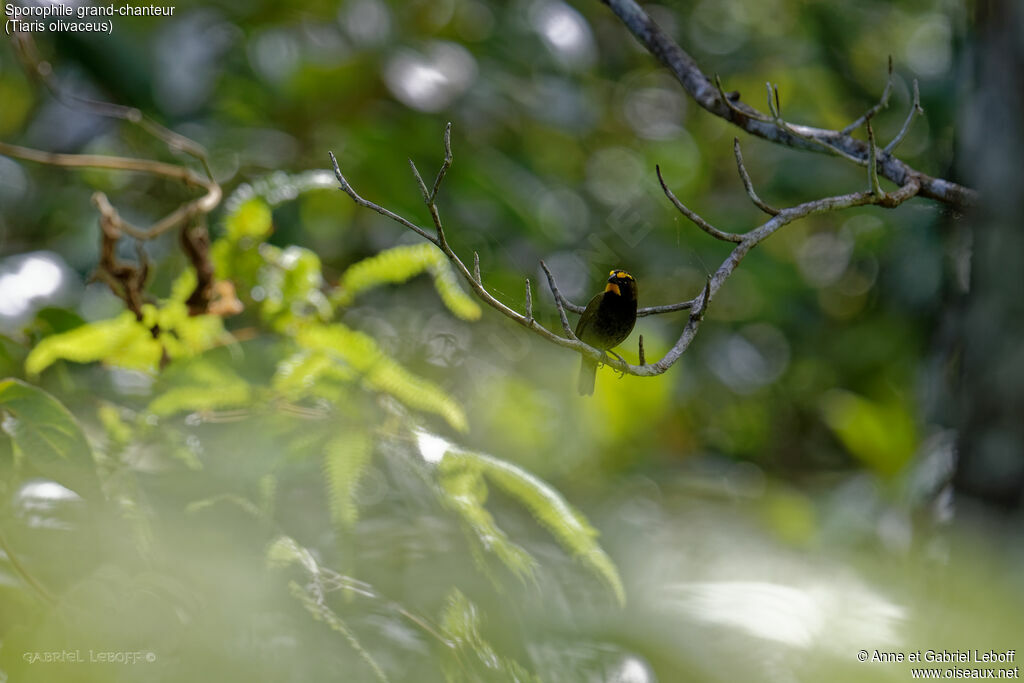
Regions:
[[604, 282, 621, 296]]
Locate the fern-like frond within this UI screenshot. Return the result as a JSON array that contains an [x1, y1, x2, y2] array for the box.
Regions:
[[333, 243, 480, 320], [439, 588, 540, 683], [25, 302, 229, 377], [26, 310, 163, 375], [148, 358, 252, 416], [223, 170, 337, 218], [265, 535, 389, 683], [323, 431, 373, 529], [438, 448, 625, 606], [296, 323, 468, 432], [439, 465, 538, 582]]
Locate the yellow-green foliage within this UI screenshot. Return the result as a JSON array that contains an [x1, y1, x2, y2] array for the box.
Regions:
[[25, 303, 227, 377], [266, 535, 319, 574], [266, 535, 389, 683], [148, 358, 252, 416], [0, 378, 101, 500], [258, 245, 331, 330], [438, 448, 625, 605], [439, 588, 539, 683], [439, 464, 538, 581], [224, 197, 273, 241], [97, 402, 133, 446], [333, 243, 481, 321], [26, 311, 162, 375], [297, 323, 468, 432], [323, 430, 373, 529], [272, 350, 357, 402]]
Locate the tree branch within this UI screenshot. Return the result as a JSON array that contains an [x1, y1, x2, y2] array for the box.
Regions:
[[597, 0, 978, 209], [657, 165, 743, 243], [330, 124, 922, 380], [733, 138, 780, 216]]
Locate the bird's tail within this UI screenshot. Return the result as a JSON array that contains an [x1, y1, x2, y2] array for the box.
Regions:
[[578, 355, 597, 396]]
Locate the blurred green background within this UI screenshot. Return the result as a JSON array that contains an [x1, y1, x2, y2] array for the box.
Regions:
[[0, 0, 1021, 681]]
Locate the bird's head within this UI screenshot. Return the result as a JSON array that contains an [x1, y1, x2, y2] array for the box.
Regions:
[[605, 269, 637, 299]]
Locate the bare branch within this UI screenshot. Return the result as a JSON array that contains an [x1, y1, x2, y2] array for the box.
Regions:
[[0, 141, 207, 186], [691, 278, 712, 321], [885, 79, 924, 154], [716, 74, 767, 121], [638, 335, 646, 366], [866, 117, 884, 196], [657, 165, 743, 243], [540, 260, 578, 339], [329, 151, 439, 245], [597, 0, 977, 209], [430, 122, 453, 203], [637, 300, 696, 317], [733, 138, 780, 216], [842, 56, 894, 135], [333, 124, 923, 382], [525, 278, 534, 323], [409, 158, 430, 203]]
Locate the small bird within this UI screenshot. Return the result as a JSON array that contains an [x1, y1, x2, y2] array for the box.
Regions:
[[574, 269, 638, 395]]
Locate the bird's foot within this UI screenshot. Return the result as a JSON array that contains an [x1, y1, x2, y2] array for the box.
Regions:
[[604, 351, 627, 378]]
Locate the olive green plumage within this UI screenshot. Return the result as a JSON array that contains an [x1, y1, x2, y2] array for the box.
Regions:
[[574, 270, 638, 395]]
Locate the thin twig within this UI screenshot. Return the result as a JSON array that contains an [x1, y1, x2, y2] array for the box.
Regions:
[[473, 251, 481, 284], [657, 165, 743, 243], [539, 260, 578, 339], [691, 278, 712, 321], [332, 124, 923, 380], [409, 159, 430, 203], [0, 141, 207, 186], [525, 278, 533, 323], [430, 122, 453, 203], [597, 0, 977, 208], [866, 117, 883, 196], [885, 79, 924, 154], [10, 31, 215, 180], [733, 138, 779, 216], [842, 56, 894, 135], [329, 151, 439, 245], [638, 335, 645, 366], [636, 299, 696, 316], [715, 73, 770, 122]]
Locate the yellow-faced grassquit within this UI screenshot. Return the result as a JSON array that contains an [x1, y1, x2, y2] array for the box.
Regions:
[[574, 269, 638, 395]]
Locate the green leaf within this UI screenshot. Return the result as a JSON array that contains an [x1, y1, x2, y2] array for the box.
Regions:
[[224, 197, 273, 241], [438, 463, 538, 582], [272, 349, 357, 401], [0, 378, 100, 499], [439, 448, 625, 606], [427, 258, 481, 321], [25, 311, 162, 375], [323, 431, 373, 529], [333, 243, 480, 320], [266, 535, 319, 575], [439, 588, 539, 683], [24, 305, 228, 377], [258, 245, 330, 330], [148, 358, 252, 416], [297, 323, 468, 432]]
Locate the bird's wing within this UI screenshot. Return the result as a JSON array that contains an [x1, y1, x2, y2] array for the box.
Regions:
[[574, 293, 604, 342]]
